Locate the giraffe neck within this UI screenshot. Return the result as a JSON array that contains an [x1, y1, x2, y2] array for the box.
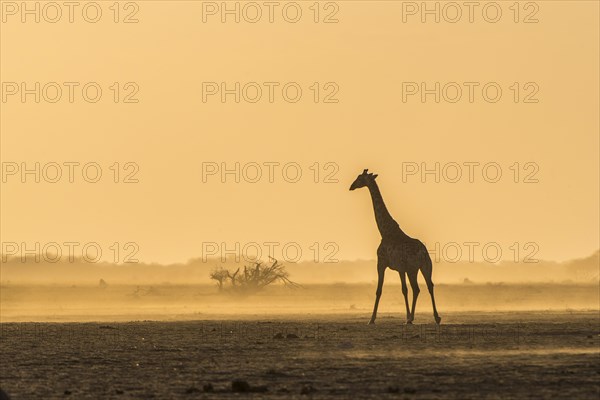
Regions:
[[367, 181, 404, 238]]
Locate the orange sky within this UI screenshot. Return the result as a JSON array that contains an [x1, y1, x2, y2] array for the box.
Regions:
[[1, 1, 598, 264]]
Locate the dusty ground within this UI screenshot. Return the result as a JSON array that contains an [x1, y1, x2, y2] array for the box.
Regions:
[[1, 311, 598, 399]]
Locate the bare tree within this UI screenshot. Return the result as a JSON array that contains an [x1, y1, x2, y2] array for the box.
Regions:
[[209, 258, 300, 295]]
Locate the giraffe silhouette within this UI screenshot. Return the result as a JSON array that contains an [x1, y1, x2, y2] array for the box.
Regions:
[[350, 169, 441, 325]]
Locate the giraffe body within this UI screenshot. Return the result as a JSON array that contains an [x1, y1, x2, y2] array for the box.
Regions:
[[378, 236, 429, 275], [350, 169, 441, 325]]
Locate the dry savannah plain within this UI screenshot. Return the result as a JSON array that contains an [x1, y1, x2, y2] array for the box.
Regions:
[[2, 1, 600, 399], [1, 255, 599, 399]]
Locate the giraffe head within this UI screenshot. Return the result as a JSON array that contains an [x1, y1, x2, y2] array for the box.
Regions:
[[349, 169, 378, 191]]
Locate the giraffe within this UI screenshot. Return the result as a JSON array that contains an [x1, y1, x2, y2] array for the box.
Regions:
[[350, 169, 441, 325]]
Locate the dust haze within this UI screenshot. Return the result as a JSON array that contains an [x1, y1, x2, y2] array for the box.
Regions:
[[2, 251, 598, 322]]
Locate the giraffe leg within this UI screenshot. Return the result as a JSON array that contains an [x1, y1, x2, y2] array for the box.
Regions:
[[369, 260, 386, 325], [399, 271, 411, 324], [427, 281, 441, 325], [422, 257, 441, 325], [407, 271, 420, 323]]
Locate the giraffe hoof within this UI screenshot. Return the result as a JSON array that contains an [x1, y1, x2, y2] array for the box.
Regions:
[[435, 316, 442, 325], [368, 320, 375, 325]]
